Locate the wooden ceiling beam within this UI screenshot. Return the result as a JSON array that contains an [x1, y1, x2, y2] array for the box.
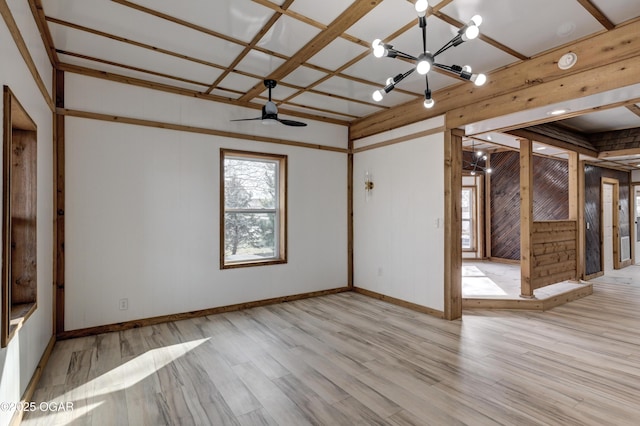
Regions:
[[28, 0, 58, 66], [626, 104, 640, 119], [350, 18, 640, 140], [238, 0, 383, 102], [575, 0, 615, 30], [205, 0, 296, 94], [506, 129, 597, 157], [432, 11, 528, 61]]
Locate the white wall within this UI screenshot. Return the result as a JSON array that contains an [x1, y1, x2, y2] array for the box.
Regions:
[[63, 75, 348, 330], [0, 2, 54, 425], [353, 117, 446, 312]]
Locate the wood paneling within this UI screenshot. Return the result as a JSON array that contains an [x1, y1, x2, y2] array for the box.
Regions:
[[490, 151, 570, 261], [533, 156, 569, 221], [444, 129, 462, 320], [531, 220, 577, 289], [490, 151, 521, 260], [584, 165, 630, 275]]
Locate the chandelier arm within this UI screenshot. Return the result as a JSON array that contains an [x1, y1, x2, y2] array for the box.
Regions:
[[433, 40, 456, 58], [421, 19, 427, 53], [390, 49, 418, 61]]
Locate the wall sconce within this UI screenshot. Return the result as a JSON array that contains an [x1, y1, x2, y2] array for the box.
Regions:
[[365, 171, 374, 192]]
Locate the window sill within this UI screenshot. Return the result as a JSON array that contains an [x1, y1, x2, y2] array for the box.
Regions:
[[2, 302, 37, 347]]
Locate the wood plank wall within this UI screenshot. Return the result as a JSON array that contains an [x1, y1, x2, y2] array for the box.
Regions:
[[490, 152, 569, 260], [531, 220, 577, 289], [584, 164, 630, 276]]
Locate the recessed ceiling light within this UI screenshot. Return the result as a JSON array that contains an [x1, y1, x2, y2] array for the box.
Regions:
[[548, 109, 569, 116], [558, 52, 578, 70], [487, 135, 492, 141], [557, 22, 576, 37], [536, 146, 547, 150]]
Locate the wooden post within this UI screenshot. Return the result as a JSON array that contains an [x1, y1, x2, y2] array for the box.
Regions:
[[568, 151, 580, 281], [520, 138, 534, 298], [444, 129, 462, 320], [53, 69, 65, 336], [484, 155, 492, 259]]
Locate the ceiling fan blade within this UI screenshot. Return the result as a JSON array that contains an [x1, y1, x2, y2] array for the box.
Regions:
[[230, 117, 262, 122], [278, 118, 307, 127]]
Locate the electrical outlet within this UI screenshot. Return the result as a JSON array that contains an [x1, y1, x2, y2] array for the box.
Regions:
[[119, 298, 128, 310]]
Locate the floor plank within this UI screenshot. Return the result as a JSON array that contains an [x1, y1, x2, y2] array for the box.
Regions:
[[23, 280, 640, 425]]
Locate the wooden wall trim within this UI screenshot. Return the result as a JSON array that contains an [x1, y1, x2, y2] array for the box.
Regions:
[[57, 108, 348, 154], [352, 126, 446, 153], [0, 0, 54, 111], [444, 130, 462, 320], [353, 287, 444, 319], [58, 287, 350, 340], [8, 335, 55, 426]]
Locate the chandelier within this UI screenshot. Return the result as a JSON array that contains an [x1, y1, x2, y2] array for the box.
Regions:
[[465, 140, 492, 175], [370, 0, 487, 109]]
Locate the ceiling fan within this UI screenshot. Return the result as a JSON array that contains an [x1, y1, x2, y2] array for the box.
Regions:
[[231, 79, 307, 127]]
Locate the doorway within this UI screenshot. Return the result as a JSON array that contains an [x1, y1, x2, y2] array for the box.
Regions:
[[634, 185, 640, 265], [601, 178, 619, 273]]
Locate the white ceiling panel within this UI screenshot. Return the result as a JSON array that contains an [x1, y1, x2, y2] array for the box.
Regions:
[[307, 38, 368, 72], [235, 50, 286, 77], [281, 66, 328, 88], [217, 73, 262, 94], [50, 23, 222, 85], [290, 92, 383, 117], [345, 0, 414, 44], [122, 0, 275, 43], [209, 88, 242, 100], [314, 76, 415, 107], [257, 15, 322, 57], [561, 108, 640, 134], [42, 0, 245, 68], [590, 0, 640, 25], [58, 54, 207, 92], [289, 0, 356, 26], [442, 0, 604, 57], [283, 104, 354, 121], [256, 85, 300, 102]]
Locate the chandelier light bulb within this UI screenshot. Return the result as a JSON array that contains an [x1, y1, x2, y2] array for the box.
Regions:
[[470, 170, 476, 176], [372, 39, 382, 49], [476, 150, 483, 157], [462, 65, 472, 73], [372, 89, 385, 102], [471, 73, 487, 86], [486, 168, 493, 174], [415, 0, 429, 17], [463, 25, 480, 41], [386, 77, 395, 85], [470, 15, 483, 26], [423, 98, 435, 108], [416, 52, 433, 75]]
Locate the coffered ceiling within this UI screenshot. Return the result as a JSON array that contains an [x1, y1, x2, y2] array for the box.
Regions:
[[33, 0, 640, 137]]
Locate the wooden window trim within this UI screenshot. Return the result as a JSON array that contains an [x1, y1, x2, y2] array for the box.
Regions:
[[2, 86, 38, 348], [220, 149, 287, 269], [462, 186, 477, 252]]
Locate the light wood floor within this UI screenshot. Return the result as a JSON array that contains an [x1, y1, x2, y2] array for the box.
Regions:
[[24, 281, 640, 425]]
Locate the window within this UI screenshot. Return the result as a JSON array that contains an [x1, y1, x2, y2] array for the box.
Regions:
[[461, 187, 476, 251], [2, 86, 38, 347], [221, 149, 287, 268]]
